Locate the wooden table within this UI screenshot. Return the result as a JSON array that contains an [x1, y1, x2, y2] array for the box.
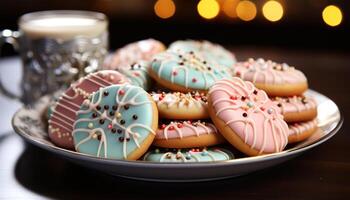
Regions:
[[0, 47, 349, 199]]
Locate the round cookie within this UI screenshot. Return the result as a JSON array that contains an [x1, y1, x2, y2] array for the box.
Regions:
[[288, 119, 317, 143], [232, 58, 308, 96], [272, 96, 317, 123], [143, 148, 233, 163], [168, 40, 236, 68], [105, 38, 165, 69], [153, 120, 224, 148], [48, 71, 129, 149], [208, 78, 289, 156], [150, 91, 209, 119], [72, 84, 158, 160], [114, 61, 153, 91], [149, 51, 231, 93]]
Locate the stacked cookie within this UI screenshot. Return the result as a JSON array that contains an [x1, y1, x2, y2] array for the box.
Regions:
[[46, 39, 318, 162], [232, 58, 318, 144]]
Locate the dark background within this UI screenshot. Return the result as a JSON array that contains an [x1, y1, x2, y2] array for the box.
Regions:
[[0, 0, 349, 53]]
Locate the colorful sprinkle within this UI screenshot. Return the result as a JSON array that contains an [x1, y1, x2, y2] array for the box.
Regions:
[[242, 112, 248, 117], [107, 124, 113, 129], [192, 78, 197, 83], [132, 114, 138, 120], [247, 101, 254, 108], [267, 108, 273, 114], [118, 90, 125, 95], [88, 123, 94, 129]]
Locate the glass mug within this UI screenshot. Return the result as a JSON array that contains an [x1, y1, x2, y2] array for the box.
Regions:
[[0, 10, 108, 104]]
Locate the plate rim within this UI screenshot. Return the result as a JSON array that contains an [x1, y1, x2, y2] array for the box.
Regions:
[[11, 89, 344, 168]]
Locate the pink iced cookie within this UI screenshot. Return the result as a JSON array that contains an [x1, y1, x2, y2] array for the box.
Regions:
[[208, 78, 289, 156], [48, 70, 129, 149], [232, 58, 308, 96], [153, 120, 224, 148], [288, 119, 317, 143], [104, 39, 165, 69], [272, 96, 317, 123]]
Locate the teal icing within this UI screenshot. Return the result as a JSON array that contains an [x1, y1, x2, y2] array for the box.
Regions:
[[73, 84, 155, 159], [143, 148, 234, 163], [168, 40, 236, 68], [151, 51, 231, 90], [116, 61, 153, 90]]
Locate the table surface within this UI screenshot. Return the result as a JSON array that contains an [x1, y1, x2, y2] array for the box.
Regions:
[[0, 47, 349, 199]]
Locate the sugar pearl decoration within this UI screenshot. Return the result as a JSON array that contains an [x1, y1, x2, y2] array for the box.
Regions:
[[88, 123, 94, 129]]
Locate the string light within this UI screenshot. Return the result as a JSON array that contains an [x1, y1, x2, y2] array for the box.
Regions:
[[197, 0, 220, 19], [154, 0, 176, 19], [236, 0, 257, 21], [322, 5, 342, 27], [222, 0, 239, 18], [262, 1, 284, 22]]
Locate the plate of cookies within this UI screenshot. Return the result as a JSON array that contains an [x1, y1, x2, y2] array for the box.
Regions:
[[12, 39, 343, 182]]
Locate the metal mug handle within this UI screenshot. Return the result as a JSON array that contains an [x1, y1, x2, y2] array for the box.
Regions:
[[0, 29, 22, 100]]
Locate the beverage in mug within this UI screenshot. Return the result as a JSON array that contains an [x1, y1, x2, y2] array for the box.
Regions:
[[0, 10, 109, 104]]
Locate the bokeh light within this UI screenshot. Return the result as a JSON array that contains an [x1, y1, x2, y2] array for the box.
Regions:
[[222, 0, 239, 18], [154, 0, 176, 19], [236, 0, 257, 21], [197, 0, 220, 20], [262, 1, 284, 22], [322, 5, 342, 27]]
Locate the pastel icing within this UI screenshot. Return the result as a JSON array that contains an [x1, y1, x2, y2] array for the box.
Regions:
[[114, 61, 153, 90], [143, 148, 233, 162], [105, 38, 165, 69], [150, 91, 207, 111], [288, 119, 317, 137], [48, 71, 128, 149], [209, 78, 289, 153], [272, 96, 317, 114], [156, 120, 218, 139], [168, 40, 236, 68], [232, 58, 307, 85], [72, 84, 157, 159], [151, 51, 231, 90]]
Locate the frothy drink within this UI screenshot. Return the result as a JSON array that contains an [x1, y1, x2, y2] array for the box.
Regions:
[[19, 11, 107, 40]]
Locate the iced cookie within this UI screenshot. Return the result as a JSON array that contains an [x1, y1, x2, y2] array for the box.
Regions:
[[72, 84, 158, 160], [114, 61, 153, 91], [232, 58, 308, 96], [168, 40, 236, 68], [48, 71, 128, 149], [208, 78, 289, 156], [153, 120, 224, 148], [105, 38, 165, 69], [150, 91, 209, 119], [143, 148, 233, 163], [149, 51, 230, 93], [288, 119, 317, 143], [272, 96, 317, 123]]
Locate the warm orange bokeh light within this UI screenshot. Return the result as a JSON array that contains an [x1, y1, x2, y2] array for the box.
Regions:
[[154, 0, 176, 19], [236, 0, 257, 21]]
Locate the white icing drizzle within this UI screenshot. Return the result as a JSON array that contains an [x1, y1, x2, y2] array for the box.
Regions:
[[72, 85, 155, 159], [210, 78, 289, 153], [159, 120, 216, 140]]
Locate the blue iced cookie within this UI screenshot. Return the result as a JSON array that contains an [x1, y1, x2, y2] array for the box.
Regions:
[[143, 148, 233, 163], [115, 61, 153, 91], [73, 84, 158, 160], [168, 40, 237, 68], [149, 51, 231, 92]]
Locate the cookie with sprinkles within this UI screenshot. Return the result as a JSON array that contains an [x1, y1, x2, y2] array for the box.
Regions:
[[149, 51, 231, 93], [288, 119, 318, 143], [168, 40, 237, 68], [104, 38, 165, 69], [48, 70, 129, 149], [208, 78, 289, 156], [73, 84, 158, 160], [143, 148, 233, 163], [114, 61, 153, 91], [153, 120, 224, 148], [272, 95, 317, 123], [150, 90, 209, 119], [232, 58, 308, 96]]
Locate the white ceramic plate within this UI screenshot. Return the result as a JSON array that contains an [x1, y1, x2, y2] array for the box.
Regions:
[[12, 90, 343, 182]]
